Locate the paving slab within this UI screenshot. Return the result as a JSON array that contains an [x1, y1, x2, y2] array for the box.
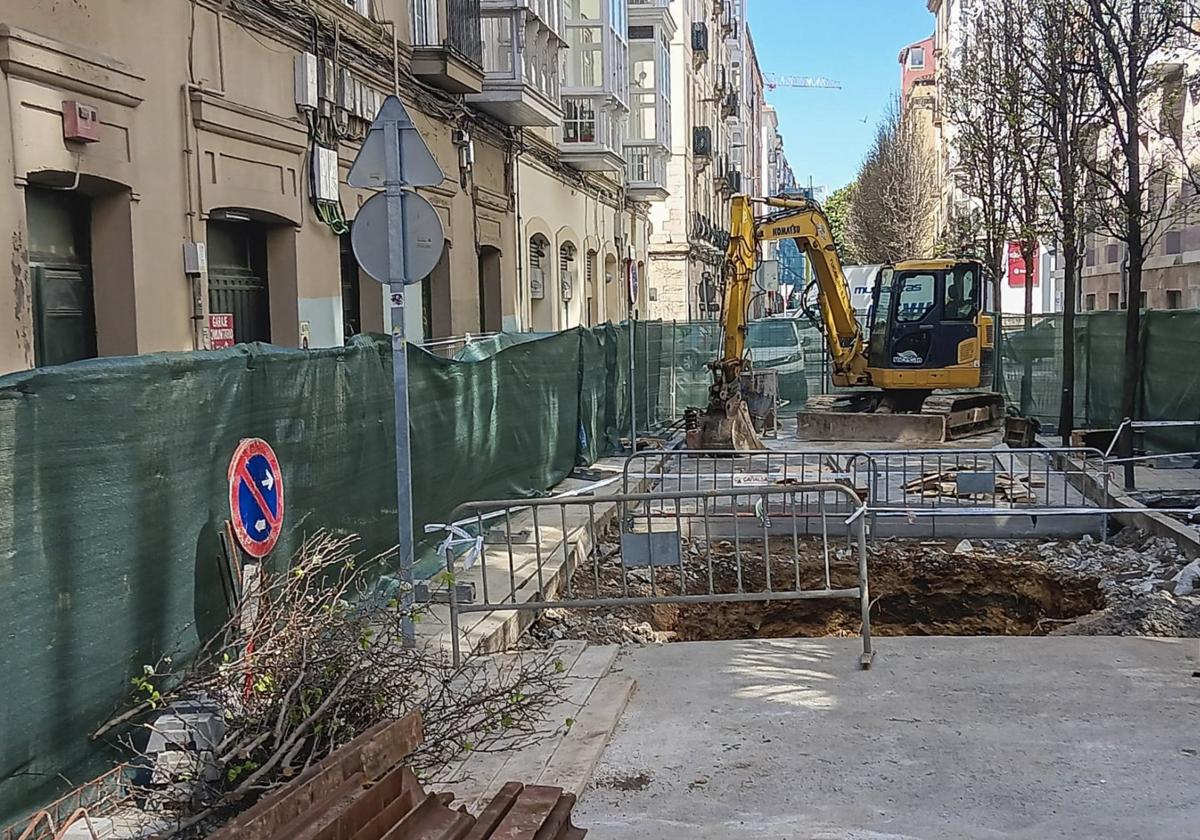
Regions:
[[575, 636, 1199, 840]]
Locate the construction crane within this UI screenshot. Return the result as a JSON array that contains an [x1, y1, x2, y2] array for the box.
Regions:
[[762, 74, 842, 91]]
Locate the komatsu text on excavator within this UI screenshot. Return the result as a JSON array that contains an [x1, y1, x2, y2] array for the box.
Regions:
[[697, 194, 1006, 449]]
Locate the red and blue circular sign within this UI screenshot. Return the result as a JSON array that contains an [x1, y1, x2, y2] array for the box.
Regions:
[[228, 438, 284, 559]]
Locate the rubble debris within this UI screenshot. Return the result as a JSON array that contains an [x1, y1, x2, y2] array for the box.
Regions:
[[903, 469, 1044, 502]]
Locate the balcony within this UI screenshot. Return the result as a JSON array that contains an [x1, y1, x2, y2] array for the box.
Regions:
[[692, 22, 709, 61], [559, 0, 631, 170], [721, 91, 739, 119], [410, 0, 486, 94], [466, 0, 565, 126], [626, 144, 669, 200], [692, 126, 712, 158]]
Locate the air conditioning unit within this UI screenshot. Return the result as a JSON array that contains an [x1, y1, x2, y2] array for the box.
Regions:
[[692, 126, 713, 157], [691, 22, 710, 56]]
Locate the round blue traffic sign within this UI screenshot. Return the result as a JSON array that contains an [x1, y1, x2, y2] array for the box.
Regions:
[[227, 438, 284, 558]]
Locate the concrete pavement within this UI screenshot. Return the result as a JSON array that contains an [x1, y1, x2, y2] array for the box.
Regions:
[[575, 637, 1199, 840]]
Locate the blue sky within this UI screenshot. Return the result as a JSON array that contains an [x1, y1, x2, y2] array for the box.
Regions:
[[747, 0, 935, 194]]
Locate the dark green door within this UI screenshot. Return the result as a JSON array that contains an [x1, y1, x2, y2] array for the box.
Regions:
[[207, 220, 270, 344], [26, 188, 95, 367]]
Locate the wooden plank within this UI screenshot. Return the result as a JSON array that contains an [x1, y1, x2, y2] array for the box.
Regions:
[[486, 786, 563, 840], [537, 675, 637, 799], [461, 783, 523, 840]]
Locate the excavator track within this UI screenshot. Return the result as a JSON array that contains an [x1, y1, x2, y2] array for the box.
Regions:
[[796, 390, 1005, 443], [919, 391, 1006, 440]]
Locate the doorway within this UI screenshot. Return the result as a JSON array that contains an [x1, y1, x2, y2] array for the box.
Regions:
[[207, 220, 271, 344], [26, 187, 96, 366]]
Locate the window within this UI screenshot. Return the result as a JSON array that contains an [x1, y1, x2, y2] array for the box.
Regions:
[[411, 0, 436, 45], [1165, 230, 1182, 255], [565, 26, 603, 87], [1108, 292, 1120, 309], [1167, 289, 1182, 309], [944, 265, 977, 321], [1105, 243, 1119, 263], [1085, 248, 1096, 267], [481, 16, 514, 75], [896, 273, 936, 322], [1086, 294, 1096, 311], [1139, 291, 1147, 309], [907, 46, 926, 69], [563, 97, 596, 142], [566, 0, 601, 19]]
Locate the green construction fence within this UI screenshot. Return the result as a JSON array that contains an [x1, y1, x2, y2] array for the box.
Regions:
[[0, 324, 642, 827]]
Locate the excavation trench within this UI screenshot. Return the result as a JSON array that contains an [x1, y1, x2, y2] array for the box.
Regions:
[[535, 538, 1107, 643]]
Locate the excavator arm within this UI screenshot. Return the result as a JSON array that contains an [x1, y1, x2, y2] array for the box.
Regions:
[[696, 194, 869, 450], [755, 196, 870, 386]]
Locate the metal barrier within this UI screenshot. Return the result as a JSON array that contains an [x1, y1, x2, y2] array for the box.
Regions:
[[439, 484, 873, 669], [623, 446, 1113, 539], [622, 448, 870, 496]]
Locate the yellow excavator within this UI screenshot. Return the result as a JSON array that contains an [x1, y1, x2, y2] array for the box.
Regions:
[[697, 194, 1006, 449]]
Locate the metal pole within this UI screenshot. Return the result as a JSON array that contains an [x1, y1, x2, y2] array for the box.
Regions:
[[629, 303, 637, 449], [670, 319, 678, 421], [384, 119, 415, 646]]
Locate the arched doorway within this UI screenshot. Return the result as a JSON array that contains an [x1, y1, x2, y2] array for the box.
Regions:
[[559, 241, 577, 328], [207, 218, 271, 344], [530, 234, 554, 331], [478, 245, 503, 332], [604, 252, 621, 323], [25, 186, 95, 366], [585, 249, 598, 326]]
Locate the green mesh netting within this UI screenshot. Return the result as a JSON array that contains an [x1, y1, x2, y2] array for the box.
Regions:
[[0, 325, 646, 826]]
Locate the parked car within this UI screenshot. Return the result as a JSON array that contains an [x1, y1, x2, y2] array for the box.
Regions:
[[746, 318, 808, 406]]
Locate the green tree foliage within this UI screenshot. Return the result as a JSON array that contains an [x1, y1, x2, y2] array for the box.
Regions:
[[823, 183, 862, 264]]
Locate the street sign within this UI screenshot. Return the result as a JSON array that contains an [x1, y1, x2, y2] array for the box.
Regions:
[[351, 190, 444, 285], [209, 313, 235, 349], [227, 438, 284, 559], [347, 93, 448, 646], [348, 96, 443, 189]]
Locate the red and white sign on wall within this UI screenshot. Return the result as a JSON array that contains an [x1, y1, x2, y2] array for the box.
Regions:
[[1007, 240, 1039, 287], [209, 313, 235, 349]]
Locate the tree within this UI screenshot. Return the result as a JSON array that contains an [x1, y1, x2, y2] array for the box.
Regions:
[[823, 182, 863, 264], [1079, 0, 1198, 479], [847, 99, 938, 263], [1026, 0, 1098, 444], [944, 0, 1017, 312], [993, 0, 1054, 415]]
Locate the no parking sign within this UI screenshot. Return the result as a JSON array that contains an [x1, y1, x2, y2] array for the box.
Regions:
[[227, 438, 284, 558]]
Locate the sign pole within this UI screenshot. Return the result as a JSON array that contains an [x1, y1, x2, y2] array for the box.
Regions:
[[348, 95, 445, 650], [383, 119, 415, 646]]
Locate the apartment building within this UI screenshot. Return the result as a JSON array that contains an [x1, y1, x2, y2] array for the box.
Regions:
[[0, 0, 659, 374], [1080, 46, 1200, 312], [642, 0, 781, 321]]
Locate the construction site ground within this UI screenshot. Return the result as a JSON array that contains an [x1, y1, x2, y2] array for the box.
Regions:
[[572, 636, 1199, 840], [415, 420, 1199, 840]]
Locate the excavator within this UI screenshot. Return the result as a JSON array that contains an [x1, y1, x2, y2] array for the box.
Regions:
[[696, 194, 1006, 449]]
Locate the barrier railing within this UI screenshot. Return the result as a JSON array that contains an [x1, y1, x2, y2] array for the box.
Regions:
[[439, 484, 873, 669]]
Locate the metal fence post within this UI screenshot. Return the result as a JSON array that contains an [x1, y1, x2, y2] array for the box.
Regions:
[[628, 317, 637, 448], [670, 319, 678, 422]]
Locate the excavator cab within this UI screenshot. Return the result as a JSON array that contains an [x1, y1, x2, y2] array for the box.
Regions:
[[865, 259, 994, 394]]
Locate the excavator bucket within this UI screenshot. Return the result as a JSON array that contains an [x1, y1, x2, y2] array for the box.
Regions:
[[695, 394, 765, 451]]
